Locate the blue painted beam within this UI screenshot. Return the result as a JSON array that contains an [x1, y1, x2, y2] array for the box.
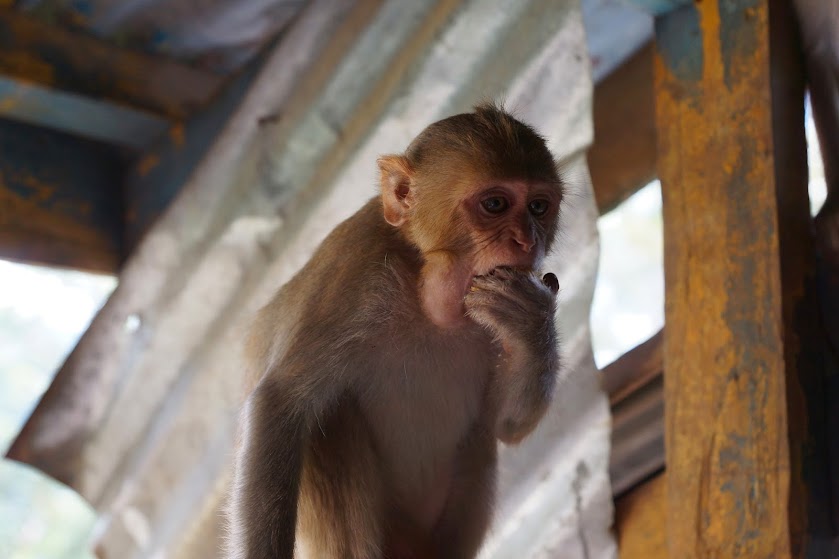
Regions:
[[624, 0, 691, 16], [0, 77, 168, 149], [0, 117, 125, 272], [0, 8, 224, 149], [0, 9, 223, 119]]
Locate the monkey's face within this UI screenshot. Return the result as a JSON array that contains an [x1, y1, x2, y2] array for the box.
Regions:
[[378, 105, 563, 328], [460, 179, 560, 278], [403, 176, 561, 329]]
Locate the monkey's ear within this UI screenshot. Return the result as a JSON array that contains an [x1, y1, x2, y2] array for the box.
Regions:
[[378, 155, 415, 227]]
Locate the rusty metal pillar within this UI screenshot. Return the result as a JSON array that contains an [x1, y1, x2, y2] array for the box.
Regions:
[[656, 0, 832, 557]]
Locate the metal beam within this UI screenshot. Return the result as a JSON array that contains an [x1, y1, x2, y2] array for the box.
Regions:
[[0, 9, 224, 146], [657, 0, 830, 556], [0, 117, 124, 272], [0, 77, 167, 149], [623, 0, 690, 16]]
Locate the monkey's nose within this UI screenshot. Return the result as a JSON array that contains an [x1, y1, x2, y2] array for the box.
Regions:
[[514, 236, 535, 253]]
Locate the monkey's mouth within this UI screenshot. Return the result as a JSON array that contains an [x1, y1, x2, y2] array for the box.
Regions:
[[468, 265, 559, 295], [473, 264, 533, 278]]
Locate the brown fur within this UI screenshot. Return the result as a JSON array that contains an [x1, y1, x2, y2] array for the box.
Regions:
[[227, 104, 563, 558]]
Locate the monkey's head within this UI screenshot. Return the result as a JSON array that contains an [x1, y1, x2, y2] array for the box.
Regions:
[[378, 103, 563, 280]]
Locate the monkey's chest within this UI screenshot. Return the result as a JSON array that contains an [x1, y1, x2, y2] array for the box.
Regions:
[[360, 341, 491, 524]]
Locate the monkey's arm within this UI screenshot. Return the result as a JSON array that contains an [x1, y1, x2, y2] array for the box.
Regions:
[[465, 268, 559, 443], [229, 378, 305, 559], [230, 334, 350, 559]]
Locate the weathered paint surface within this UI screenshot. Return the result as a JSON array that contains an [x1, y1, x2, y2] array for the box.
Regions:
[[656, 0, 834, 556], [655, 5, 703, 83], [656, 0, 820, 557], [19, 0, 306, 74], [0, 117, 124, 272], [0, 9, 223, 120], [0, 76, 168, 148], [623, 0, 690, 16], [718, 0, 761, 91]]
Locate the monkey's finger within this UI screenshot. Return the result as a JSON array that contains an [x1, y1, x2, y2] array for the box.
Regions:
[[542, 272, 559, 294]]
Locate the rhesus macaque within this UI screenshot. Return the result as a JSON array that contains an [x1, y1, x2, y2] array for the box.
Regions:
[[228, 104, 563, 559]]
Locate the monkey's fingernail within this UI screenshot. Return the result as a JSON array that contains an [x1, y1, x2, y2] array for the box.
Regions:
[[542, 272, 559, 293]]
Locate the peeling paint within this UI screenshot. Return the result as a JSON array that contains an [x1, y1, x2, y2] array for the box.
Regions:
[[717, 0, 761, 90], [655, 5, 703, 83], [656, 0, 798, 556], [0, 10, 224, 121], [0, 118, 123, 271]]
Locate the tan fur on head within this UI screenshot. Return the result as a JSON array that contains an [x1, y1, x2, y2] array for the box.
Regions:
[[380, 103, 563, 257]]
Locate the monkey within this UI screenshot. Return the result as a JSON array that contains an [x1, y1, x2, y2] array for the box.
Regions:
[[227, 103, 564, 559]]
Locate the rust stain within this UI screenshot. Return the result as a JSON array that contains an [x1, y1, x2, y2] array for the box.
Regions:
[[170, 122, 186, 148], [0, 178, 116, 270], [699, 0, 724, 86], [0, 95, 19, 112], [0, 183, 108, 247], [657, 0, 792, 557], [16, 173, 57, 203], [0, 10, 224, 120], [136, 154, 160, 177], [0, 52, 55, 86]]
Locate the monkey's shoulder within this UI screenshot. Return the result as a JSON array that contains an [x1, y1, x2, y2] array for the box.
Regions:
[[269, 198, 420, 328]]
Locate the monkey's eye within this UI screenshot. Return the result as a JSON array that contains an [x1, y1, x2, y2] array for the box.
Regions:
[[528, 199, 550, 217], [480, 196, 509, 214]]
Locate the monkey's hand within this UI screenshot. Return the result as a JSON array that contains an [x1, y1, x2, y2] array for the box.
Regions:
[[464, 267, 559, 443]]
